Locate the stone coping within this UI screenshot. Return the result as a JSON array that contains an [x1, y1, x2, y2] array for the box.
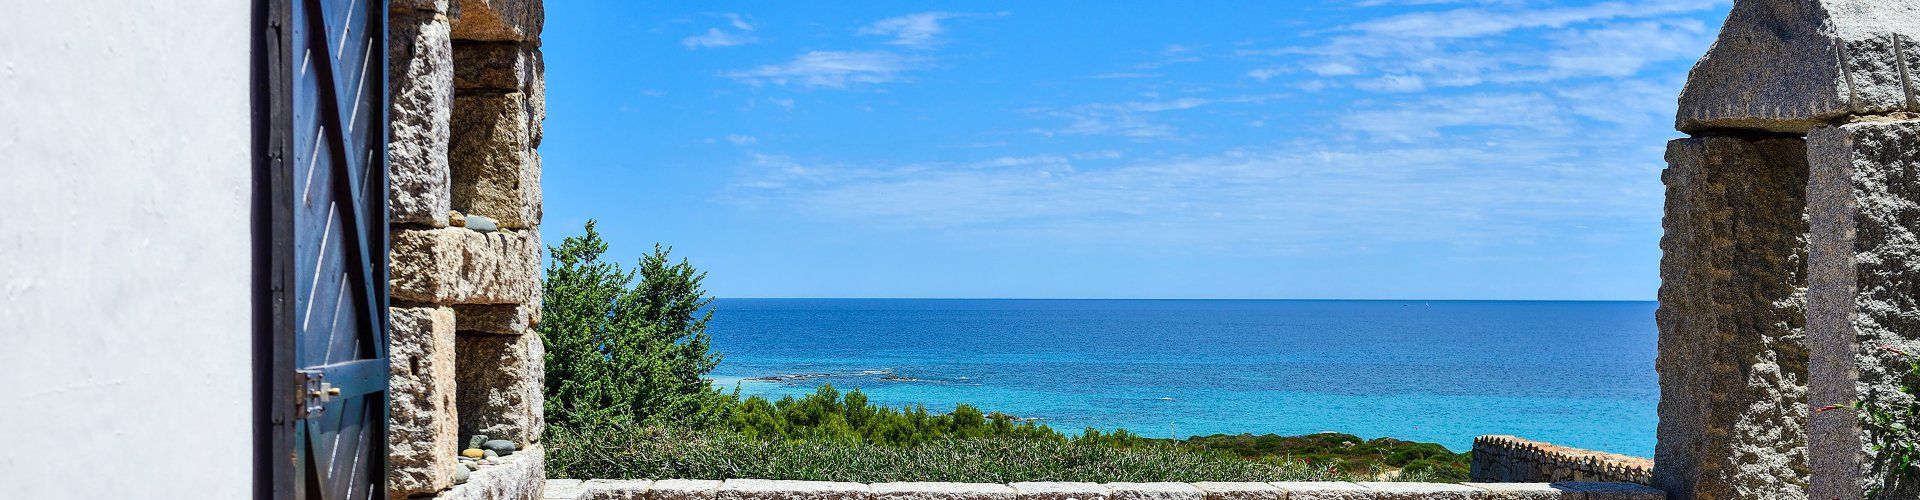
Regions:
[[543, 479, 1663, 500]]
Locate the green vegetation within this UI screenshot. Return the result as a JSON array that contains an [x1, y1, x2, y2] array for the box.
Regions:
[[539, 221, 1472, 482], [540, 220, 731, 432], [1827, 345, 1920, 498]]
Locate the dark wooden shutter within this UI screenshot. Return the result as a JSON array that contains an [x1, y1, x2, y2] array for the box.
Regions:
[[265, 0, 391, 498]]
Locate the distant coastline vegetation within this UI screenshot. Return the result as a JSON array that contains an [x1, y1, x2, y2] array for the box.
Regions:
[[539, 221, 1469, 482]]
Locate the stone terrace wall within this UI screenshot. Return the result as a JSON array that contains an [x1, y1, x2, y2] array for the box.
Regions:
[[544, 479, 1667, 500], [1470, 436, 1653, 485], [387, 0, 547, 498]]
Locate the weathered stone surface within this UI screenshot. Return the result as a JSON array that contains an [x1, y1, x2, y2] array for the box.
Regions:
[[1469, 436, 1652, 485], [650, 479, 722, 500], [717, 479, 869, 500], [1270, 482, 1370, 500], [389, 9, 454, 227], [450, 91, 539, 229], [388, 306, 459, 500], [1676, 0, 1920, 133], [1104, 483, 1201, 500], [1189, 482, 1280, 500], [579, 479, 653, 500], [1010, 482, 1109, 500], [452, 0, 542, 42], [1807, 119, 1920, 500], [1461, 483, 1571, 500], [528, 48, 545, 147], [1355, 482, 1481, 500], [454, 41, 534, 90], [456, 302, 537, 335], [1654, 136, 1811, 500], [434, 444, 544, 500], [392, 0, 452, 13], [871, 482, 1016, 500], [1551, 482, 1666, 500], [545, 479, 587, 500], [390, 227, 540, 305], [456, 331, 544, 445]]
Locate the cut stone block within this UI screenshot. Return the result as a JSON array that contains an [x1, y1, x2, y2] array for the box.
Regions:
[[435, 444, 545, 500], [1355, 482, 1481, 500], [1461, 483, 1572, 500], [390, 227, 540, 305], [452, 0, 542, 42], [1189, 482, 1280, 500], [455, 302, 537, 335], [456, 330, 545, 445], [386, 306, 458, 500], [652, 479, 723, 500], [1676, 0, 1920, 133], [1653, 136, 1811, 500], [1551, 482, 1666, 500], [717, 479, 870, 500], [454, 41, 535, 91], [1269, 482, 1369, 500], [1011, 482, 1109, 500], [579, 479, 653, 500], [545, 479, 587, 500], [450, 91, 539, 229], [1104, 483, 1201, 500], [391, 0, 451, 13], [388, 9, 453, 227], [528, 48, 545, 147], [871, 482, 1017, 500], [1807, 119, 1920, 500]]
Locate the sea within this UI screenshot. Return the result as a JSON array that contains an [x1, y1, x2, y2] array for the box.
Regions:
[[704, 299, 1658, 457]]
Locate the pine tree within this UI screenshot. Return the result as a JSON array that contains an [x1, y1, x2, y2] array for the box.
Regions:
[[540, 220, 726, 434]]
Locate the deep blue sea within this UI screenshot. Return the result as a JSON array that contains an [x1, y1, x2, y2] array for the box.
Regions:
[[705, 299, 1658, 457]]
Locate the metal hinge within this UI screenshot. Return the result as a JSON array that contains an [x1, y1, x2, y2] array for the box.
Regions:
[[293, 370, 340, 420]]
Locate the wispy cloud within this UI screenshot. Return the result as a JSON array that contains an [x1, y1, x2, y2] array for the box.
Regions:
[[1255, 0, 1722, 92], [1036, 94, 1284, 140], [726, 51, 925, 89], [859, 12, 960, 48], [681, 13, 757, 49]]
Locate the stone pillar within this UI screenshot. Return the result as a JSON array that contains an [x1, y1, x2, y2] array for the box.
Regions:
[[1653, 136, 1810, 500], [1656, 2, 1920, 499], [388, 0, 546, 498], [1808, 119, 1920, 500]]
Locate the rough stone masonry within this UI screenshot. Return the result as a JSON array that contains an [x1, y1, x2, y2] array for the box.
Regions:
[[387, 0, 547, 498], [1657, 1, 1920, 499]]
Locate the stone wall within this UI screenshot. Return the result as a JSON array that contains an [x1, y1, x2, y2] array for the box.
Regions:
[[1656, 1, 1920, 499], [544, 479, 1667, 500], [1470, 436, 1653, 485], [388, 0, 546, 498]]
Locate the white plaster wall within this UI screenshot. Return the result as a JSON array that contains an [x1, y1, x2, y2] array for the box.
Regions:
[[0, 2, 255, 498]]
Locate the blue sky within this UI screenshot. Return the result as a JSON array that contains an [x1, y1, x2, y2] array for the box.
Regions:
[[538, 0, 1732, 300]]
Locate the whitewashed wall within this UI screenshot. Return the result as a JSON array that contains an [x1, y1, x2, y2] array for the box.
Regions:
[[0, 1, 256, 498]]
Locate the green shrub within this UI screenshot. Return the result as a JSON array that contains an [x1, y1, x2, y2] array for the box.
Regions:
[[547, 423, 1343, 483]]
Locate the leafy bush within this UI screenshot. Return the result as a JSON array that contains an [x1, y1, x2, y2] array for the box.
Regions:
[[1826, 345, 1920, 498], [547, 423, 1343, 483], [726, 385, 1060, 446]]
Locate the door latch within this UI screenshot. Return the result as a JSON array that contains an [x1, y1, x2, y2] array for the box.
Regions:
[[294, 370, 340, 420]]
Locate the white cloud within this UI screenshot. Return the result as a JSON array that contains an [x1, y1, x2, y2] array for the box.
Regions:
[[682, 28, 756, 49], [725, 135, 1660, 251], [1262, 0, 1723, 93], [1248, 67, 1288, 81], [726, 51, 924, 89], [726, 134, 759, 145], [1355, 74, 1427, 92], [1338, 92, 1566, 141], [682, 13, 757, 49], [858, 12, 976, 48], [1036, 95, 1284, 140]]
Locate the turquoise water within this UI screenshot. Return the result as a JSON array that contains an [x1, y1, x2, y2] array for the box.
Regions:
[[705, 299, 1657, 457]]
